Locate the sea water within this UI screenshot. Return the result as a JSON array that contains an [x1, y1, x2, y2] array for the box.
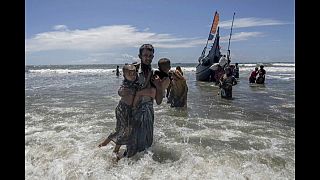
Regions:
[[25, 63, 295, 179]]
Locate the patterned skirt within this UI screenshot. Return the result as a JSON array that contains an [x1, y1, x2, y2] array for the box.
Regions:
[[107, 101, 133, 145], [125, 100, 154, 158]]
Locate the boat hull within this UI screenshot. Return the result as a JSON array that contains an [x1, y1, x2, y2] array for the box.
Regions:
[[196, 64, 213, 81]]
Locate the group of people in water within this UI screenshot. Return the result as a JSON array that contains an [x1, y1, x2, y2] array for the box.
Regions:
[[210, 55, 267, 99], [98, 44, 188, 161], [99, 43, 267, 161], [207, 55, 240, 99], [249, 65, 266, 84]]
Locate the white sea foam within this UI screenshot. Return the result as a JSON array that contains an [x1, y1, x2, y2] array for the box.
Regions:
[[269, 96, 285, 100], [267, 74, 295, 80], [25, 126, 44, 135], [240, 63, 258, 67], [281, 103, 295, 108], [272, 63, 295, 67], [170, 67, 196, 72], [25, 113, 295, 180], [25, 62, 295, 179], [29, 68, 115, 74], [240, 66, 295, 73]]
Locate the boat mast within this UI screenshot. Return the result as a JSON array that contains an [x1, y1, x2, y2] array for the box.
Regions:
[[227, 12, 235, 63]]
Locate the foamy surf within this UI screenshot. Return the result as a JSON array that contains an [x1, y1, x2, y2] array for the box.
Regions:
[[26, 63, 294, 179]]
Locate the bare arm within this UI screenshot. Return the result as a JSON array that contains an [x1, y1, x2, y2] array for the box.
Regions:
[[152, 75, 164, 105], [136, 88, 156, 98], [118, 86, 131, 97], [132, 94, 140, 108], [166, 81, 172, 98]]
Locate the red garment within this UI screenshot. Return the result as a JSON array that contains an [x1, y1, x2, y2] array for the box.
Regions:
[[214, 67, 224, 82], [250, 71, 258, 78]]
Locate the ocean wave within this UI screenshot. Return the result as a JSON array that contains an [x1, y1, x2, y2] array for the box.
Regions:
[[272, 63, 295, 67], [240, 64, 258, 67], [240, 66, 295, 72], [266, 75, 295, 80], [170, 67, 196, 72], [29, 69, 116, 74]]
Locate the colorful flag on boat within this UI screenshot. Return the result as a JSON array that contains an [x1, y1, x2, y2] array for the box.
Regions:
[[208, 11, 219, 40]]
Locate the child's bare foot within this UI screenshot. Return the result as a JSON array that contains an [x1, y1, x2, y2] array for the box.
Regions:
[[98, 139, 110, 148], [111, 152, 121, 163]]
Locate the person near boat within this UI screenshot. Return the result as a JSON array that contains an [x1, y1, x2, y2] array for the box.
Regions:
[[233, 63, 239, 78], [219, 67, 237, 99]]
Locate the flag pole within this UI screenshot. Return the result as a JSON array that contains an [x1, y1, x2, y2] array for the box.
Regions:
[[227, 12, 235, 62]]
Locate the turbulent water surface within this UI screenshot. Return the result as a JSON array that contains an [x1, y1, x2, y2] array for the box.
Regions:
[[25, 63, 295, 179]]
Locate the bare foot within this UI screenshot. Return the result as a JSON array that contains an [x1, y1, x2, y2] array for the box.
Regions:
[[111, 152, 121, 163], [98, 139, 110, 148]]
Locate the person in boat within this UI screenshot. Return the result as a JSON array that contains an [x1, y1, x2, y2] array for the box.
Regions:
[[256, 65, 266, 84], [124, 44, 168, 158], [116, 65, 120, 76], [249, 67, 259, 83], [98, 64, 139, 161], [168, 66, 188, 108], [233, 63, 239, 78], [219, 67, 237, 99]]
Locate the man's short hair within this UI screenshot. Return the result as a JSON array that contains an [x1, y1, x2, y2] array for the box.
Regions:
[[139, 44, 154, 55], [158, 58, 171, 66]]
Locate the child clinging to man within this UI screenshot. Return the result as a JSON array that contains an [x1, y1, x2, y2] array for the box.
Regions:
[[98, 64, 140, 159]]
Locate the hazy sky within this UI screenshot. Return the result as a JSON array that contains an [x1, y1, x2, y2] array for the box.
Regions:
[[25, 0, 294, 65]]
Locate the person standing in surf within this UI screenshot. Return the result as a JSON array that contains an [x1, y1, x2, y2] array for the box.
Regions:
[[249, 67, 259, 83], [233, 63, 239, 78], [256, 65, 266, 84], [219, 67, 237, 99], [124, 44, 169, 158], [154, 58, 172, 100], [168, 66, 188, 108], [116, 65, 120, 76], [98, 64, 139, 160]]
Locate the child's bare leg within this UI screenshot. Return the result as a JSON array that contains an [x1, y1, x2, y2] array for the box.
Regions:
[[111, 145, 122, 162], [113, 145, 121, 153], [98, 138, 111, 147], [132, 95, 140, 108]]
